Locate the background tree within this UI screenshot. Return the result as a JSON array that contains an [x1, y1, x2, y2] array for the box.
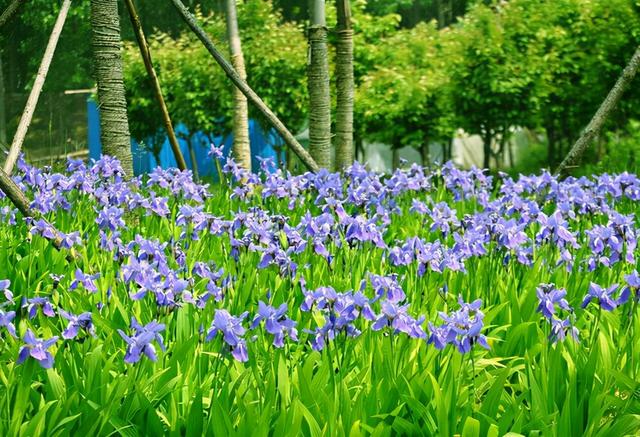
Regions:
[[123, 1, 308, 160], [91, 0, 133, 176], [308, 0, 332, 169], [334, 0, 354, 169], [226, 0, 251, 170]]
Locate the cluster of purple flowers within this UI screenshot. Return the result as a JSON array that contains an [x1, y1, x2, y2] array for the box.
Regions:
[[3, 152, 640, 372], [428, 296, 489, 353], [535, 283, 579, 344]]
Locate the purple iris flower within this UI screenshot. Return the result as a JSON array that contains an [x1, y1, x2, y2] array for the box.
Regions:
[[0, 279, 14, 303], [22, 297, 55, 319], [118, 317, 166, 364], [208, 143, 224, 159], [251, 301, 298, 348], [581, 282, 629, 311], [206, 310, 249, 362], [96, 206, 125, 231], [623, 270, 640, 301], [549, 317, 579, 344], [0, 310, 16, 337], [17, 329, 58, 369], [429, 296, 489, 354], [70, 269, 100, 293], [30, 219, 57, 240], [536, 283, 572, 319], [371, 300, 426, 339], [59, 310, 95, 339], [369, 273, 406, 303]]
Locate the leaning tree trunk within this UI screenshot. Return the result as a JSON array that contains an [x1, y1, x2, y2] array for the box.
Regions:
[[0, 0, 26, 28], [3, 0, 71, 174], [225, 0, 251, 170], [555, 45, 640, 176], [91, 0, 133, 177], [308, 0, 332, 169], [334, 0, 354, 170]]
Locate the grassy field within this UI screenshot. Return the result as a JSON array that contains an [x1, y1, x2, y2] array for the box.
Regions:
[[0, 154, 639, 436]]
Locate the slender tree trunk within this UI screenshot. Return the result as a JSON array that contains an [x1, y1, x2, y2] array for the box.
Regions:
[[355, 133, 364, 162], [3, 0, 71, 174], [420, 137, 429, 168], [225, 0, 251, 170], [482, 130, 492, 169], [334, 0, 354, 170], [0, 54, 6, 145], [0, 0, 26, 28], [91, 0, 133, 177], [391, 141, 400, 170], [124, 0, 187, 171], [170, 0, 319, 172], [308, 0, 332, 169], [546, 123, 556, 168], [556, 45, 640, 176]]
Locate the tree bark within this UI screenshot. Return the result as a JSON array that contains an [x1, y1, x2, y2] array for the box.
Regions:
[[170, 0, 319, 172], [334, 0, 354, 170], [308, 0, 332, 169], [482, 130, 492, 169], [546, 123, 556, 168], [0, 54, 6, 145], [91, 0, 134, 178], [392, 145, 400, 171], [3, 0, 71, 175], [123, 0, 187, 171], [0, 167, 77, 261], [420, 139, 429, 168], [555, 45, 640, 176], [0, 0, 26, 28], [225, 0, 251, 171]]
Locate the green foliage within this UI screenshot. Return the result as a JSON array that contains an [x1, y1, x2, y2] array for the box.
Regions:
[[357, 21, 455, 148], [123, 1, 307, 142], [2, 168, 640, 434]]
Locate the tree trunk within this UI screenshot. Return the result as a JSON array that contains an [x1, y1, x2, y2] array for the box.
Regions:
[[91, 0, 133, 178], [556, 45, 640, 176], [226, 0, 251, 171], [0, 54, 6, 145], [482, 130, 492, 169], [420, 137, 429, 168], [334, 0, 354, 170], [124, 0, 187, 171], [170, 0, 319, 172], [355, 133, 364, 162], [3, 0, 71, 174], [0, 0, 26, 28], [391, 142, 400, 170], [546, 123, 556, 168], [308, 0, 332, 169]]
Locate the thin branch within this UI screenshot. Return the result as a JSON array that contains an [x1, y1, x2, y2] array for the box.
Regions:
[[0, 0, 26, 28], [123, 0, 187, 171], [169, 0, 319, 173], [3, 0, 72, 175], [555, 45, 640, 176]]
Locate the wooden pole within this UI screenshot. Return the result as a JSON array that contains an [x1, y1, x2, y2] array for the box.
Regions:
[[0, 167, 77, 261], [3, 0, 72, 175], [169, 0, 320, 173], [123, 0, 188, 171], [555, 45, 640, 176], [0, 0, 26, 28]]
